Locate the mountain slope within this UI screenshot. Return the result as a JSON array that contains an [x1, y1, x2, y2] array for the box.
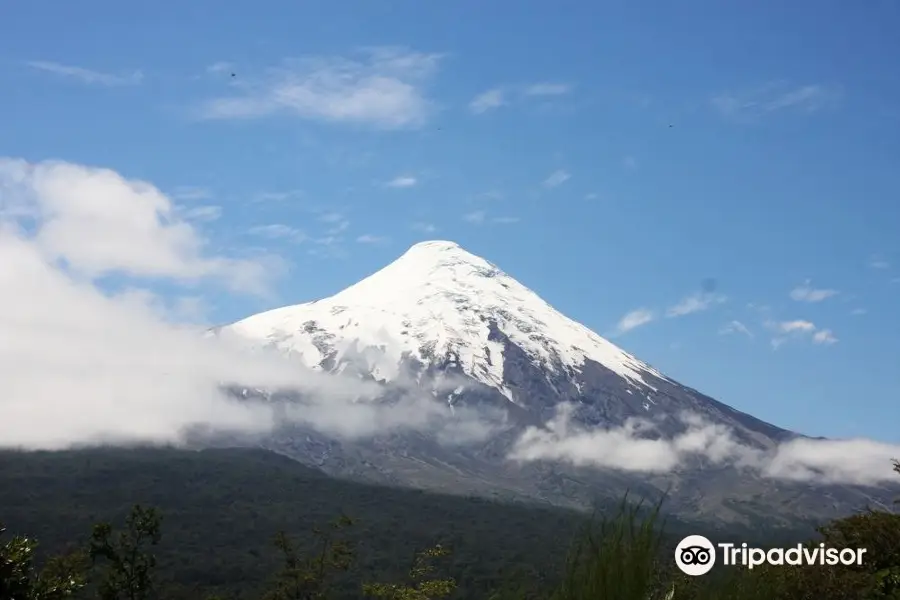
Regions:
[[220, 240, 885, 525], [228, 240, 662, 395]]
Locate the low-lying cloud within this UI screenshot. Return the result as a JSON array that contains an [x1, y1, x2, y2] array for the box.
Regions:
[[508, 404, 900, 486], [0, 157, 493, 451]]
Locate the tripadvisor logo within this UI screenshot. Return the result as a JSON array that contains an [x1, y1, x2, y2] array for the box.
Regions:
[[675, 535, 867, 576]]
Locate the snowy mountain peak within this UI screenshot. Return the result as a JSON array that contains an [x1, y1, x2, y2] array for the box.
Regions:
[[225, 240, 666, 402]]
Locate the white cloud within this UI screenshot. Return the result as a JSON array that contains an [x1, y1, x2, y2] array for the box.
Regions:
[[411, 222, 437, 234], [491, 216, 520, 224], [613, 309, 655, 335], [248, 224, 307, 243], [469, 88, 506, 114], [766, 319, 837, 349], [666, 292, 726, 317], [543, 169, 571, 188], [712, 82, 840, 119], [719, 320, 753, 338], [26, 61, 143, 86], [206, 61, 234, 75], [171, 186, 213, 201], [812, 329, 838, 345], [0, 158, 273, 294], [775, 320, 817, 334], [463, 210, 486, 225], [509, 405, 900, 486], [356, 234, 389, 244], [851, 308, 867, 316], [251, 189, 304, 203], [868, 254, 891, 270], [386, 175, 417, 188], [0, 160, 499, 451], [198, 47, 441, 129], [524, 82, 571, 96], [468, 82, 572, 115], [180, 205, 222, 222], [789, 280, 838, 302]]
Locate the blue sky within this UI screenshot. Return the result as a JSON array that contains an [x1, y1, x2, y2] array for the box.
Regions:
[[2, 0, 899, 443]]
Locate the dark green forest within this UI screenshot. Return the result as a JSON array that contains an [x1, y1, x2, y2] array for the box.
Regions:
[[2, 447, 899, 599]]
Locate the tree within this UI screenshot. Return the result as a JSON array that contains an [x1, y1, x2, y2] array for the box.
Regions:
[[0, 522, 87, 600], [362, 544, 456, 600], [88, 504, 162, 600], [261, 514, 356, 600]]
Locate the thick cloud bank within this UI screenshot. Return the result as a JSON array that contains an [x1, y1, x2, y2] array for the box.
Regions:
[[0, 158, 490, 450]]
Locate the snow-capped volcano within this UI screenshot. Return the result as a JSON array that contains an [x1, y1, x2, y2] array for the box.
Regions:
[[228, 240, 665, 403], [220, 240, 886, 526]]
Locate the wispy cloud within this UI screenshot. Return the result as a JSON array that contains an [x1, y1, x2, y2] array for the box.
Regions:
[[523, 82, 572, 96], [198, 47, 441, 129], [469, 82, 572, 115], [318, 211, 349, 235], [463, 210, 486, 225], [462, 210, 518, 226], [719, 320, 753, 338], [248, 224, 307, 243], [666, 292, 726, 317], [543, 169, 571, 188], [411, 222, 437, 234], [251, 190, 304, 203], [206, 61, 234, 75], [766, 319, 837, 349], [851, 308, 867, 316], [356, 234, 389, 244], [712, 81, 840, 119], [789, 280, 838, 303], [26, 61, 143, 86], [180, 205, 223, 222], [612, 309, 655, 335], [812, 329, 838, 345], [171, 186, 213, 201], [868, 254, 891, 270], [622, 156, 638, 170], [386, 175, 417, 188], [469, 88, 506, 114]]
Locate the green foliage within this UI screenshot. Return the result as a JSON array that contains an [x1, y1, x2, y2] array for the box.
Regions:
[[261, 515, 355, 600], [550, 494, 669, 600], [3, 446, 898, 599], [0, 522, 87, 600], [363, 544, 456, 600], [87, 505, 162, 600]]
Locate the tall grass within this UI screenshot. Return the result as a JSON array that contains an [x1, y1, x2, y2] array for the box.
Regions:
[[551, 494, 671, 600]]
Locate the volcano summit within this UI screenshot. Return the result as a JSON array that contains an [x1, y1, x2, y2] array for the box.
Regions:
[[220, 240, 889, 526]]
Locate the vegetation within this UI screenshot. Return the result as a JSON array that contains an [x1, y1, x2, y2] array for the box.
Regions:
[[2, 446, 898, 599]]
